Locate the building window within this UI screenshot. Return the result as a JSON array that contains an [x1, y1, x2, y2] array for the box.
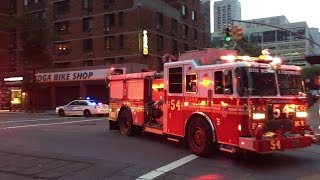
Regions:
[[172, 39, 177, 54], [54, 62, 70, 68], [104, 13, 115, 27], [83, 17, 93, 33], [182, 4, 187, 17], [83, 0, 92, 12], [24, 0, 28, 6], [171, 19, 177, 35], [157, 12, 163, 27], [184, 43, 188, 51], [183, 24, 188, 38], [54, 42, 70, 55], [119, 34, 124, 49], [157, 35, 164, 52], [193, 29, 197, 41], [192, 10, 197, 21], [105, 36, 115, 50], [119, 57, 124, 64], [83, 39, 93, 52], [54, 21, 70, 35], [104, 0, 115, 8], [83, 60, 93, 66], [104, 58, 115, 65], [54, 0, 70, 17], [169, 67, 183, 93], [119, 12, 123, 26]]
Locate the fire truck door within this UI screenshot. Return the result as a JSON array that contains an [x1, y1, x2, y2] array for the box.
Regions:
[[164, 66, 184, 135], [166, 96, 183, 135]]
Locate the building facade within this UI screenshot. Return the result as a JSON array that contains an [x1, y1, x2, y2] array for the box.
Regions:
[[212, 16, 320, 67], [213, 0, 241, 32], [237, 16, 319, 67], [200, 0, 210, 33], [1, 0, 210, 110]]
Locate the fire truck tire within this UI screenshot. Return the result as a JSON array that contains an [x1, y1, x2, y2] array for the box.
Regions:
[[118, 109, 135, 136], [187, 117, 216, 157]]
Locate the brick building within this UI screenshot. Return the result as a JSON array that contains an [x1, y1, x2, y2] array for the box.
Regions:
[[2, 0, 210, 110]]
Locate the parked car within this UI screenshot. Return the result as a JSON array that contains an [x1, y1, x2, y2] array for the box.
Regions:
[[55, 99, 109, 117], [306, 92, 319, 107]]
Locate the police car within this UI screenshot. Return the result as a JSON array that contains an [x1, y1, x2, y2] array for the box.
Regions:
[[55, 98, 109, 117]]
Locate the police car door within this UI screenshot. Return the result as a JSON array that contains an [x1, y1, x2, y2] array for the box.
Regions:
[[65, 101, 78, 115]]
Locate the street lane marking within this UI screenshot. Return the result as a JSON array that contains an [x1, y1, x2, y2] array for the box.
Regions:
[[0, 118, 105, 130], [137, 154, 198, 180], [0, 117, 81, 124]]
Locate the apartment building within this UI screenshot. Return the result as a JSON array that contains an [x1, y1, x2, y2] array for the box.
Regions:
[[2, 0, 209, 109], [213, 0, 241, 32]]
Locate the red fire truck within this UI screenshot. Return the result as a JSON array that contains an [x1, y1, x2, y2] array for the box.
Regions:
[[106, 48, 315, 157]]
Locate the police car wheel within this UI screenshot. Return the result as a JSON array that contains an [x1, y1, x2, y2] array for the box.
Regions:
[[187, 117, 215, 157], [58, 109, 65, 117], [83, 109, 92, 117], [118, 109, 135, 136]]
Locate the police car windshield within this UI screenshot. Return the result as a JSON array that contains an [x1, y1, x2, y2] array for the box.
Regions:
[[277, 70, 304, 96]]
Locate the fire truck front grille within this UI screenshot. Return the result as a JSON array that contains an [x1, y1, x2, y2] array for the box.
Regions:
[[264, 119, 293, 132]]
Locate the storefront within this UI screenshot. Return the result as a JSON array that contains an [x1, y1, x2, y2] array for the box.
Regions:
[[0, 76, 25, 111], [35, 68, 111, 110]]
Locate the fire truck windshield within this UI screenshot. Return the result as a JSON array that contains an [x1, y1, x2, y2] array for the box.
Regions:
[[236, 67, 304, 96], [277, 70, 304, 96]]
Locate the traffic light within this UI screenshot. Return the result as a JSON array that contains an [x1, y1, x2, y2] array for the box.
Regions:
[[225, 26, 233, 42], [234, 26, 243, 42]]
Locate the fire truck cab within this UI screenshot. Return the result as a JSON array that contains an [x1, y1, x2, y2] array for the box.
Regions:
[[107, 48, 314, 157]]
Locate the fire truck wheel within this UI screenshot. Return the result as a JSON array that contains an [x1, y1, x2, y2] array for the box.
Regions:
[[187, 117, 216, 157], [118, 109, 135, 136]]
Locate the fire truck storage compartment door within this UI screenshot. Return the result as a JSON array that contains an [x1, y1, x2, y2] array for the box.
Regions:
[[127, 80, 144, 100], [110, 81, 124, 99]]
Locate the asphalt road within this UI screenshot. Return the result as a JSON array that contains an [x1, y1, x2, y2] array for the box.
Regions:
[[0, 105, 319, 180]]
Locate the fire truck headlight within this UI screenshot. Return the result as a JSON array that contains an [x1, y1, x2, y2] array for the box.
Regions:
[[296, 112, 308, 118], [252, 113, 265, 120]]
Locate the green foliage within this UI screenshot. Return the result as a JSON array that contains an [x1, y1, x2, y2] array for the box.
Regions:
[[235, 40, 261, 56], [302, 66, 320, 90]]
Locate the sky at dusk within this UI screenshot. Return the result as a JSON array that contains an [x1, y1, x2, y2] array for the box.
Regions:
[[210, 0, 319, 32]]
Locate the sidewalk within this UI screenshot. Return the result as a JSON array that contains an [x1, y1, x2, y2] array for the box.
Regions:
[[0, 109, 56, 115]]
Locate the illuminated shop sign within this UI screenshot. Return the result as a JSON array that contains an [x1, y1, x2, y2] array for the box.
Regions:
[[35, 69, 109, 83], [142, 30, 148, 55]]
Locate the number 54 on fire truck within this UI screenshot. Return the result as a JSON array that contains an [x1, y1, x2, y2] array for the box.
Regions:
[[106, 48, 317, 157]]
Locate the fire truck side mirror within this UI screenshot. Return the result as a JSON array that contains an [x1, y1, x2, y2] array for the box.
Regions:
[[224, 88, 231, 95]]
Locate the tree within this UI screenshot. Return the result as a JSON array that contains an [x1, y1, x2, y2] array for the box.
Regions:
[[8, 14, 51, 69], [302, 66, 320, 90], [7, 14, 52, 112], [235, 40, 261, 57]]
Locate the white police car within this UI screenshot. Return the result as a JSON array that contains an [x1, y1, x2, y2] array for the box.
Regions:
[[55, 98, 109, 117]]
